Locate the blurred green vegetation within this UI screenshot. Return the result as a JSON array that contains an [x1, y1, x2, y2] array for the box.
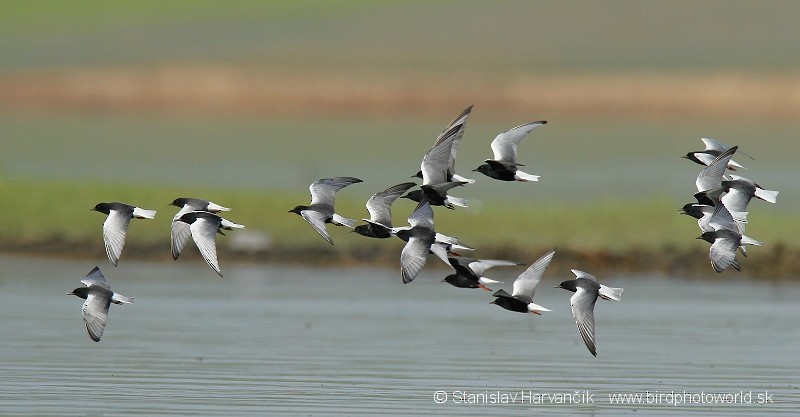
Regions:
[[1, 177, 794, 257], [2, 1, 800, 72]]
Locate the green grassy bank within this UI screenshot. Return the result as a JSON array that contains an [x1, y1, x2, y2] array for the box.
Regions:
[[2, 177, 797, 279]]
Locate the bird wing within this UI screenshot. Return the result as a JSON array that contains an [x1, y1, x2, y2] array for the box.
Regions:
[[170, 219, 193, 260], [301, 210, 334, 245], [420, 128, 457, 185], [468, 259, 521, 277], [707, 202, 739, 233], [400, 234, 434, 284], [437, 105, 472, 177], [406, 200, 434, 230], [102, 210, 132, 266], [82, 291, 111, 342], [309, 177, 363, 206], [696, 146, 737, 192], [571, 287, 598, 356], [570, 269, 599, 282], [511, 249, 556, 304], [81, 266, 110, 290], [189, 216, 223, 277], [489, 121, 546, 163], [700, 137, 729, 152], [708, 233, 740, 273], [365, 182, 416, 226]]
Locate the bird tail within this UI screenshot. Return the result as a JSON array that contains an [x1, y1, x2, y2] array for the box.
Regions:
[[514, 170, 540, 182], [755, 188, 778, 204], [445, 195, 469, 208], [599, 285, 623, 301], [111, 293, 135, 304], [207, 202, 231, 212], [220, 219, 245, 230], [332, 214, 356, 228], [478, 277, 503, 285], [452, 174, 476, 184], [132, 208, 157, 219], [740, 235, 763, 246], [727, 159, 746, 171], [527, 303, 552, 313]]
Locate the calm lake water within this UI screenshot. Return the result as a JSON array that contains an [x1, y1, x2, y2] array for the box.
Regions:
[[0, 254, 798, 416]]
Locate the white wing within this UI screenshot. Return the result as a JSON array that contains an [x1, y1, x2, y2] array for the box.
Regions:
[[489, 121, 546, 163], [189, 217, 223, 277], [102, 210, 132, 266], [82, 291, 111, 342], [570, 287, 598, 356], [511, 249, 555, 304], [81, 266, 110, 290], [309, 177, 362, 206]]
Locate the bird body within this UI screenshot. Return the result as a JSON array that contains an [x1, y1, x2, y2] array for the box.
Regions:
[[290, 176, 362, 245], [474, 121, 546, 182], [491, 249, 555, 314], [68, 266, 133, 342], [91, 202, 157, 266], [174, 211, 244, 277], [555, 269, 621, 357], [170, 197, 230, 260]]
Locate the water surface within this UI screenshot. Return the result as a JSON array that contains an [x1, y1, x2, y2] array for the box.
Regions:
[[0, 255, 797, 415]]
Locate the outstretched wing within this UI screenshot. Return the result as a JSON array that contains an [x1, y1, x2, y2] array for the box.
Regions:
[[490, 121, 546, 163], [309, 177, 363, 206], [511, 249, 555, 304], [571, 288, 598, 356]]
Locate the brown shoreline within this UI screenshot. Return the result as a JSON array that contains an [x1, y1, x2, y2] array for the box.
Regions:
[[4, 240, 798, 281], [3, 68, 800, 121]]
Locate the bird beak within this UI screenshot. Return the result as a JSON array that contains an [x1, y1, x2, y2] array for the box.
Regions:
[[553, 285, 559, 288]]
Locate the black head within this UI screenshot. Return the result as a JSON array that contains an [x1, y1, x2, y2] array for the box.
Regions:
[[696, 231, 715, 243], [412, 170, 423, 179], [442, 274, 459, 285], [177, 211, 219, 225], [473, 164, 491, 175], [289, 205, 307, 215], [91, 202, 112, 214], [679, 203, 703, 219], [555, 279, 578, 292], [68, 287, 90, 299], [170, 197, 189, 208], [682, 152, 702, 164], [401, 190, 422, 202]]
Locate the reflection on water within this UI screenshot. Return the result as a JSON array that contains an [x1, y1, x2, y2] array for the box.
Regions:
[[0, 254, 798, 416]]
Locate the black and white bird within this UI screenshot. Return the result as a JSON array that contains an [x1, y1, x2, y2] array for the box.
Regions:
[[353, 182, 416, 238], [555, 269, 623, 357], [696, 204, 763, 273], [391, 199, 449, 284], [473, 121, 546, 182], [170, 198, 230, 260], [68, 266, 134, 342], [404, 123, 468, 209], [693, 146, 738, 206], [490, 249, 555, 314], [443, 256, 519, 290], [289, 176, 363, 245], [174, 211, 245, 277], [414, 105, 476, 184], [683, 137, 750, 171], [91, 202, 157, 266], [719, 174, 778, 223]]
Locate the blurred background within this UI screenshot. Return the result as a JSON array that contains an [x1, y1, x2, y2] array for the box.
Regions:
[[0, 0, 797, 273]]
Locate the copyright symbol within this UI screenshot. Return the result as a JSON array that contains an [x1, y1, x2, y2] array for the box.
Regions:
[[434, 391, 448, 404]]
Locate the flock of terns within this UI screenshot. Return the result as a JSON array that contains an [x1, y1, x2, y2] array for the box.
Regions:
[[679, 138, 778, 273], [67, 105, 771, 356]]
